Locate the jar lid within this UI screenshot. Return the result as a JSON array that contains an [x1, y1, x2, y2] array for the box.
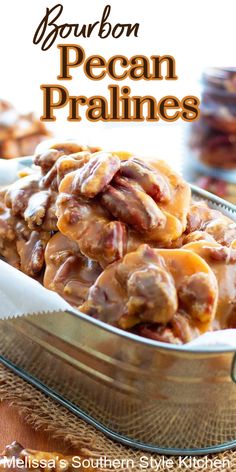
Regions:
[[202, 67, 236, 94]]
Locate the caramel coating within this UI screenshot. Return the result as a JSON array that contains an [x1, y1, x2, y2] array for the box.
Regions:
[[101, 175, 166, 232], [120, 157, 171, 203], [5, 174, 57, 232], [183, 240, 236, 329], [71, 152, 121, 198], [44, 232, 102, 306], [5, 174, 40, 217], [186, 201, 236, 246], [57, 189, 127, 267], [17, 228, 51, 277], [56, 151, 91, 186], [0, 181, 52, 276]]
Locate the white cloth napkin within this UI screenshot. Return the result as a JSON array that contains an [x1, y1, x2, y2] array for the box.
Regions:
[[0, 259, 71, 319]]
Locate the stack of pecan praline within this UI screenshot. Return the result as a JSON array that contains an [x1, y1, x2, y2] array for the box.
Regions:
[[0, 141, 236, 344]]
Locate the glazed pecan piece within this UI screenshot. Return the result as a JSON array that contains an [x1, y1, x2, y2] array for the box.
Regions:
[[24, 190, 50, 229], [44, 233, 102, 306], [185, 201, 221, 234], [99, 220, 127, 264], [71, 152, 120, 198], [206, 245, 236, 262], [116, 244, 177, 326], [0, 194, 22, 268], [101, 175, 166, 232], [22, 189, 57, 232], [80, 263, 127, 324], [5, 172, 58, 232], [40, 164, 58, 190], [56, 151, 91, 186], [57, 192, 127, 267], [40, 191, 58, 232], [5, 174, 40, 217], [35, 141, 92, 189], [183, 240, 236, 329], [178, 272, 216, 323], [39, 151, 92, 191], [126, 267, 177, 323], [186, 201, 236, 246], [0, 191, 16, 241], [120, 157, 171, 203], [204, 218, 236, 246], [34, 148, 63, 175], [16, 227, 51, 277], [0, 239, 20, 268], [133, 312, 199, 344], [80, 245, 178, 328]]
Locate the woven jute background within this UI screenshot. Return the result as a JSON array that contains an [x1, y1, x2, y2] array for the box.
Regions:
[[0, 364, 235, 472]]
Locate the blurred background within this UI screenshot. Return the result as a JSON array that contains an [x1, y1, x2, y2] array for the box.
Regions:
[[0, 0, 236, 201]]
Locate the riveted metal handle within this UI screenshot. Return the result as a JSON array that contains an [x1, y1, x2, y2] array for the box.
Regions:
[[231, 353, 236, 383]]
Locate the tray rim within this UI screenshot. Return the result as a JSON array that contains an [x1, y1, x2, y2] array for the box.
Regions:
[[65, 308, 236, 356]]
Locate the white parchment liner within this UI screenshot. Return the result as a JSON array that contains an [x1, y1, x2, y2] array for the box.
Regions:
[[0, 157, 235, 351]]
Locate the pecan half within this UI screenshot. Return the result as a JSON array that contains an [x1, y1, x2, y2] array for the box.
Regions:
[[101, 175, 166, 232], [71, 152, 120, 198], [57, 193, 127, 267], [44, 232, 102, 306], [206, 245, 236, 262], [17, 230, 51, 277], [185, 202, 236, 246], [39, 151, 92, 191], [204, 219, 236, 246], [178, 272, 216, 323], [125, 266, 177, 324], [24, 191, 50, 229], [34, 149, 63, 175], [0, 193, 16, 241], [120, 157, 171, 202], [116, 244, 177, 326], [56, 151, 91, 186], [5, 175, 40, 217], [41, 191, 58, 232]]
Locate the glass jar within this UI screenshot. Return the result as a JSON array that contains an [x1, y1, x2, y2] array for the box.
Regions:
[[184, 68, 236, 204], [190, 67, 236, 170]]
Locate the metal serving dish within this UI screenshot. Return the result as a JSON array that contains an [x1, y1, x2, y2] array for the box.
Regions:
[[0, 158, 236, 455]]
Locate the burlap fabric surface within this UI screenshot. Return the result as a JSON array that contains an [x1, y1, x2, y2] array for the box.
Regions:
[[0, 365, 235, 471]]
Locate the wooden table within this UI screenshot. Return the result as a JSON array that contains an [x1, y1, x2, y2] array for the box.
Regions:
[[0, 402, 76, 453]]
